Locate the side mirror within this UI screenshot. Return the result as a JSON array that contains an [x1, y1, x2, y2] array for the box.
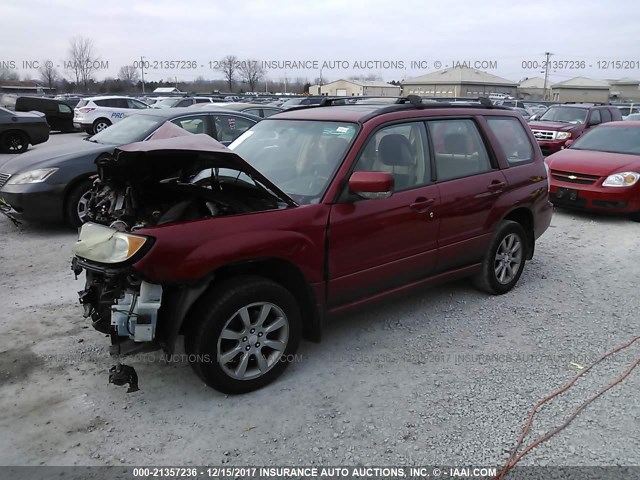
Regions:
[[564, 139, 574, 148], [348, 171, 394, 200]]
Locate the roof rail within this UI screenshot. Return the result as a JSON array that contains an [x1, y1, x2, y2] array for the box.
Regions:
[[563, 101, 610, 105]]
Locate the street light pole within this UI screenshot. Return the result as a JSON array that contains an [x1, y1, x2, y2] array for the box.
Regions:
[[140, 56, 146, 94], [543, 51, 552, 101]]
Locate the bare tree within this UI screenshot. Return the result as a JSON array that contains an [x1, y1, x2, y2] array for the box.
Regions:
[[38, 60, 59, 90], [238, 59, 265, 92], [217, 55, 239, 92], [66, 36, 102, 91], [0, 67, 19, 82], [118, 65, 139, 83]]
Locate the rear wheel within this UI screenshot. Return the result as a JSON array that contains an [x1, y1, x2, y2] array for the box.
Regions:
[[64, 178, 94, 228], [1, 131, 29, 153], [92, 118, 111, 134], [473, 220, 527, 295], [630, 212, 640, 222], [185, 276, 301, 394]]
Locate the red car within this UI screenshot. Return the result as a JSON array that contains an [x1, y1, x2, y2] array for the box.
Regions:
[[546, 121, 640, 221], [71, 98, 553, 393], [528, 104, 622, 156]]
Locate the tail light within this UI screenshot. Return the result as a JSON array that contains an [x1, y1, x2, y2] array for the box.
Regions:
[[78, 108, 95, 114]]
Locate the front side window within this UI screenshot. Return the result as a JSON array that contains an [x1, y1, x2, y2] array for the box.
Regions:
[[353, 122, 430, 191], [229, 119, 357, 204], [428, 119, 492, 181], [589, 110, 602, 124], [486, 117, 534, 164]]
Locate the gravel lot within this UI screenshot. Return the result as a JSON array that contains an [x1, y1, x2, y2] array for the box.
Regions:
[[0, 136, 638, 468]]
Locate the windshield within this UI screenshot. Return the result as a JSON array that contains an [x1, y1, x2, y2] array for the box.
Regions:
[[228, 119, 358, 204], [89, 114, 163, 144], [571, 125, 640, 155], [539, 107, 588, 124], [153, 98, 182, 108]]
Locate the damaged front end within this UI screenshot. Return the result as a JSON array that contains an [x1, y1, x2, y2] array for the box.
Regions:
[[71, 133, 295, 360], [72, 222, 161, 355]]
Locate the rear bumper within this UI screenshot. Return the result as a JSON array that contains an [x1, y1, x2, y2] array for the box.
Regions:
[[0, 182, 65, 223], [549, 182, 640, 214]]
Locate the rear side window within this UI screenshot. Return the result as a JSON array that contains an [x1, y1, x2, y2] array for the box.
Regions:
[[486, 117, 534, 165], [195, 98, 211, 103], [94, 99, 109, 107], [428, 119, 492, 181], [58, 103, 72, 113], [76, 100, 88, 108]]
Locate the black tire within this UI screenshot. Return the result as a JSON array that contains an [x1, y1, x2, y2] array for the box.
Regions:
[[92, 118, 111, 134], [630, 212, 640, 222], [1, 131, 29, 153], [473, 220, 528, 295], [84, 127, 94, 135], [185, 276, 301, 394], [64, 178, 94, 228]]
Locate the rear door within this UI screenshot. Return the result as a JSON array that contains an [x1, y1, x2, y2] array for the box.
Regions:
[[328, 121, 441, 306], [427, 117, 508, 272]]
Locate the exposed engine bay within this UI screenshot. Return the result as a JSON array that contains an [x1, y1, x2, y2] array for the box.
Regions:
[[85, 142, 292, 231]]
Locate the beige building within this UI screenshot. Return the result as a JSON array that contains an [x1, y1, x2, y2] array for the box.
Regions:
[[550, 77, 610, 103], [402, 66, 517, 98], [517, 77, 547, 100], [608, 78, 640, 102], [309, 79, 401, 97]]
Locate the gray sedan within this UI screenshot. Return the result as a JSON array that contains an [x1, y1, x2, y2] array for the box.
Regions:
[[0, 108, 260, 226]]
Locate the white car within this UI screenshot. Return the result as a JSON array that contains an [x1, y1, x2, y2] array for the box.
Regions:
[[73, 96, 149, 134]]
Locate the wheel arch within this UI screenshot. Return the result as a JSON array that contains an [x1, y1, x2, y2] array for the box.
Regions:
[[161, 257, 323, 354], [502, 207, 535, 260]]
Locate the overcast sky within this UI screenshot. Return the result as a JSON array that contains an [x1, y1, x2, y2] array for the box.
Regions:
[[3, 0, 640, 84]]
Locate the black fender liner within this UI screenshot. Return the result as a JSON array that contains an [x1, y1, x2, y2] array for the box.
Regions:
[[155, 281, 211, 354]]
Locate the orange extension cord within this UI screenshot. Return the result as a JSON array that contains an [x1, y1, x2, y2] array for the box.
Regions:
[[493, 335, 640, 480]]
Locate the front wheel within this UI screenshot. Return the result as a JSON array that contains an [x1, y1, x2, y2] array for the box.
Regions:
[[1, 131, 29, 153], [186, 276, 301, 394], [473, 220, 527, 295], [65, 179, 94, 228]]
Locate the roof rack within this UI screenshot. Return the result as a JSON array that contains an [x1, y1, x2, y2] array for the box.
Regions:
[[283, 95, 510, 118], [563, 101, 610, 105]]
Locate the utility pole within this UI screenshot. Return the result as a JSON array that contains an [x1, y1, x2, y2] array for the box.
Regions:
[[140, 56, 146, 94], [543, 52, 552, 101]]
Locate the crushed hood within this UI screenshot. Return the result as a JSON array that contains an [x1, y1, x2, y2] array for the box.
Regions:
[[101, 132, 297, 207]]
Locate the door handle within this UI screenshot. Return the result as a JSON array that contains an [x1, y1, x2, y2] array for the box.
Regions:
[[487, 181, 506, 193], [410, 197, 435, 213]]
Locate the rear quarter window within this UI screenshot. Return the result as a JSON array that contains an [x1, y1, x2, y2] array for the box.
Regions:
[[486, 117, 534, 165]]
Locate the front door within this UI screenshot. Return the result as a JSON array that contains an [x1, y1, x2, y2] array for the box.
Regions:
[[328, 121, 441, 306]]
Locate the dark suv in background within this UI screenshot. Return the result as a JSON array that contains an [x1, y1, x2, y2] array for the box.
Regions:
[[71, 97, 553, 393], [528, 103, 622, 155]]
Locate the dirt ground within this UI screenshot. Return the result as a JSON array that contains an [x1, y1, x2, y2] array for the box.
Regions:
[[0, 205, 638, 468]]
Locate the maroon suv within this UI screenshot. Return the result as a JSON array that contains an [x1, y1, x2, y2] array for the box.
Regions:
[[71, 97, 553, 393], [528, 103, 622, 156]]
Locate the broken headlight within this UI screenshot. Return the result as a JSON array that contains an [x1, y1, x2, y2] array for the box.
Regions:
[[74, 222, 150, 264]]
